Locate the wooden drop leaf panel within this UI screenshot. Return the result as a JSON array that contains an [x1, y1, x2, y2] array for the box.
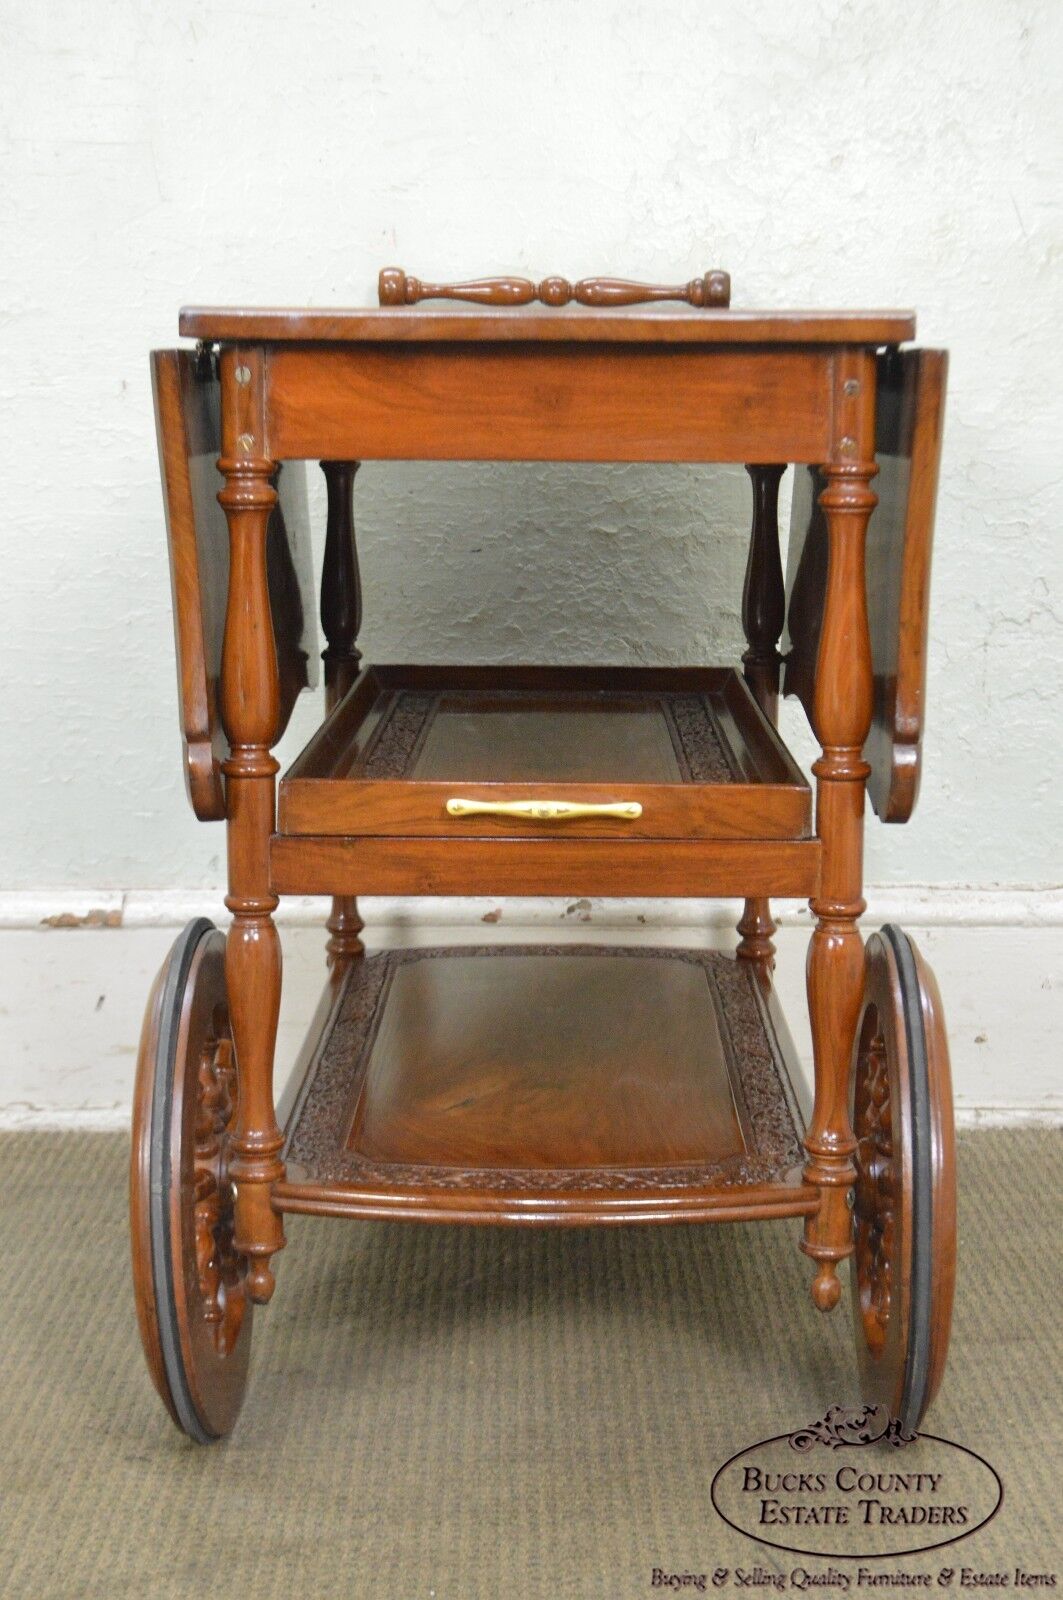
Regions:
[[783, 348, 947, 821], [151, 348, 319, 818]]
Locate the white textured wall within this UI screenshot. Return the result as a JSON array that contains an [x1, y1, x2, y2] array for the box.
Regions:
[[1, 0, 1059, 893], [0, 2, 1060, 1121]]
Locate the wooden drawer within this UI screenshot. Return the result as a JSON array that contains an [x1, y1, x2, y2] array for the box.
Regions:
[[278, 665, 811, 842]]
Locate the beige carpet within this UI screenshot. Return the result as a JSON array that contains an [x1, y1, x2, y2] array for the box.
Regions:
[[0, 1129, 1059, 1599]]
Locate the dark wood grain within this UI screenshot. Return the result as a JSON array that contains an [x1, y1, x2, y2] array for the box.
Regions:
[[741, 466, 787, 718], [319, 460, 363, 696], [737, 464, 787, 982], [319, 460, 365, 968]]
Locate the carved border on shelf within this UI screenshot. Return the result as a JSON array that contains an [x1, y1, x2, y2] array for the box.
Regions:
[[666, 695, 736, 783], [360, 692, 436, 779], [356, 687, 738, 784], [286, 946, 804, 1193]]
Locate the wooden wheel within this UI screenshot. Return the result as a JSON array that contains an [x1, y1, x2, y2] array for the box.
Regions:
[[130, 919, 253, 1441], [850, 925, 956, 1431]]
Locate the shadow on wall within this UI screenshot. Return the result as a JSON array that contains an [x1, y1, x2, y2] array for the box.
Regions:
[[345, 460, 764, 666]]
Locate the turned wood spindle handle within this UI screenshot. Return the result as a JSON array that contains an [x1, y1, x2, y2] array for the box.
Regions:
[[378, 267, 731, 310]]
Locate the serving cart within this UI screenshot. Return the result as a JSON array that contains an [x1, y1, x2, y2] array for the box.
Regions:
[[132, 269, 955, 1443]]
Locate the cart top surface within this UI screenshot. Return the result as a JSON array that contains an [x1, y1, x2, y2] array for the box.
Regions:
[[179, 305, 916, 345]]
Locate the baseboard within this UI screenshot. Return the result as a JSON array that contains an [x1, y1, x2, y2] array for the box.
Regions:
[[3, 885, 1062, 930], [1, 888, 1059, 1129]]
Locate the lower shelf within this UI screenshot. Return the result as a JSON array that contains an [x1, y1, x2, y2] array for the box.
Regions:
[[276, 945, 815, 1225]]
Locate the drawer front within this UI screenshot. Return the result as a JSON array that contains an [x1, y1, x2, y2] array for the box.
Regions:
[[267, 345, 832, 464], [279, 777, 809, 841]]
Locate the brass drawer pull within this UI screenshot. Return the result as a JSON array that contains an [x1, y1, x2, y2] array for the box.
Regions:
[[445, 798, 643, 822]]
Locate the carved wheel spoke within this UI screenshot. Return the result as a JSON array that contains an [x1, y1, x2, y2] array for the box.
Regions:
[[853, 1030, 895, 1353], [192, 1034, 244, 1345]]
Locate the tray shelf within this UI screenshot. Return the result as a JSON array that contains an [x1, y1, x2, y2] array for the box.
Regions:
[[275, 944, 815, 1226], [279, 665, 811, 842]]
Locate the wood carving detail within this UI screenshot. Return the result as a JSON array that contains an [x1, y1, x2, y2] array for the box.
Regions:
[[852, 1023, 895, 1356], [193, 1033, 245, 1351], [668, 694, 736, 783], [361, 692, 437, 778], [286, 948, 804, 1192], [360, 690, 736, 784]]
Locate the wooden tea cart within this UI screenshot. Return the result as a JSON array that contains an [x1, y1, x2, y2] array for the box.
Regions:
[[132, 270, 954, 1443]]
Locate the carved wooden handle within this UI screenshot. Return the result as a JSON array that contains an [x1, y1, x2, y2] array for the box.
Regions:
[[379, 267, 731, 310], [445, 798, 643, 821]]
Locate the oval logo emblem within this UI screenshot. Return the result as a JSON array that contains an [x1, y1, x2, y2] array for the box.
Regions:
[[711, 1406, 1003, 1560]]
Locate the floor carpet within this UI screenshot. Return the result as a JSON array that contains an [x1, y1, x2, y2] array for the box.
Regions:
[[0, 1129, 1058, 1598]]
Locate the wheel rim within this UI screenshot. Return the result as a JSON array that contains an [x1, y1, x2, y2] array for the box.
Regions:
[[851, 925, 955, 1431], [882, 925, 933, 1432], [131, 919, 253, 1441]]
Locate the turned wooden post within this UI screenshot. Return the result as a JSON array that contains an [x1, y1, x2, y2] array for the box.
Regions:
[[737, 464, 786, 983], [320, 460, 365, 967], [217, 346, 285, 1304], [801, 353, 878, 1311]]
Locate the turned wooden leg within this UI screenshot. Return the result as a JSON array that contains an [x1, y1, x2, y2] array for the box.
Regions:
[[218, 348, 285, 1304], [326, 898, 365, 967], [800, 356, 878, 1311], [736, 899, 777, 983], [737, 463, 786, 984], [320, 460, 365, 969]]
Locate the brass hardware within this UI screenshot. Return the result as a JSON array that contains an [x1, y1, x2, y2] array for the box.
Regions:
[[445, 798, 643, 822]]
